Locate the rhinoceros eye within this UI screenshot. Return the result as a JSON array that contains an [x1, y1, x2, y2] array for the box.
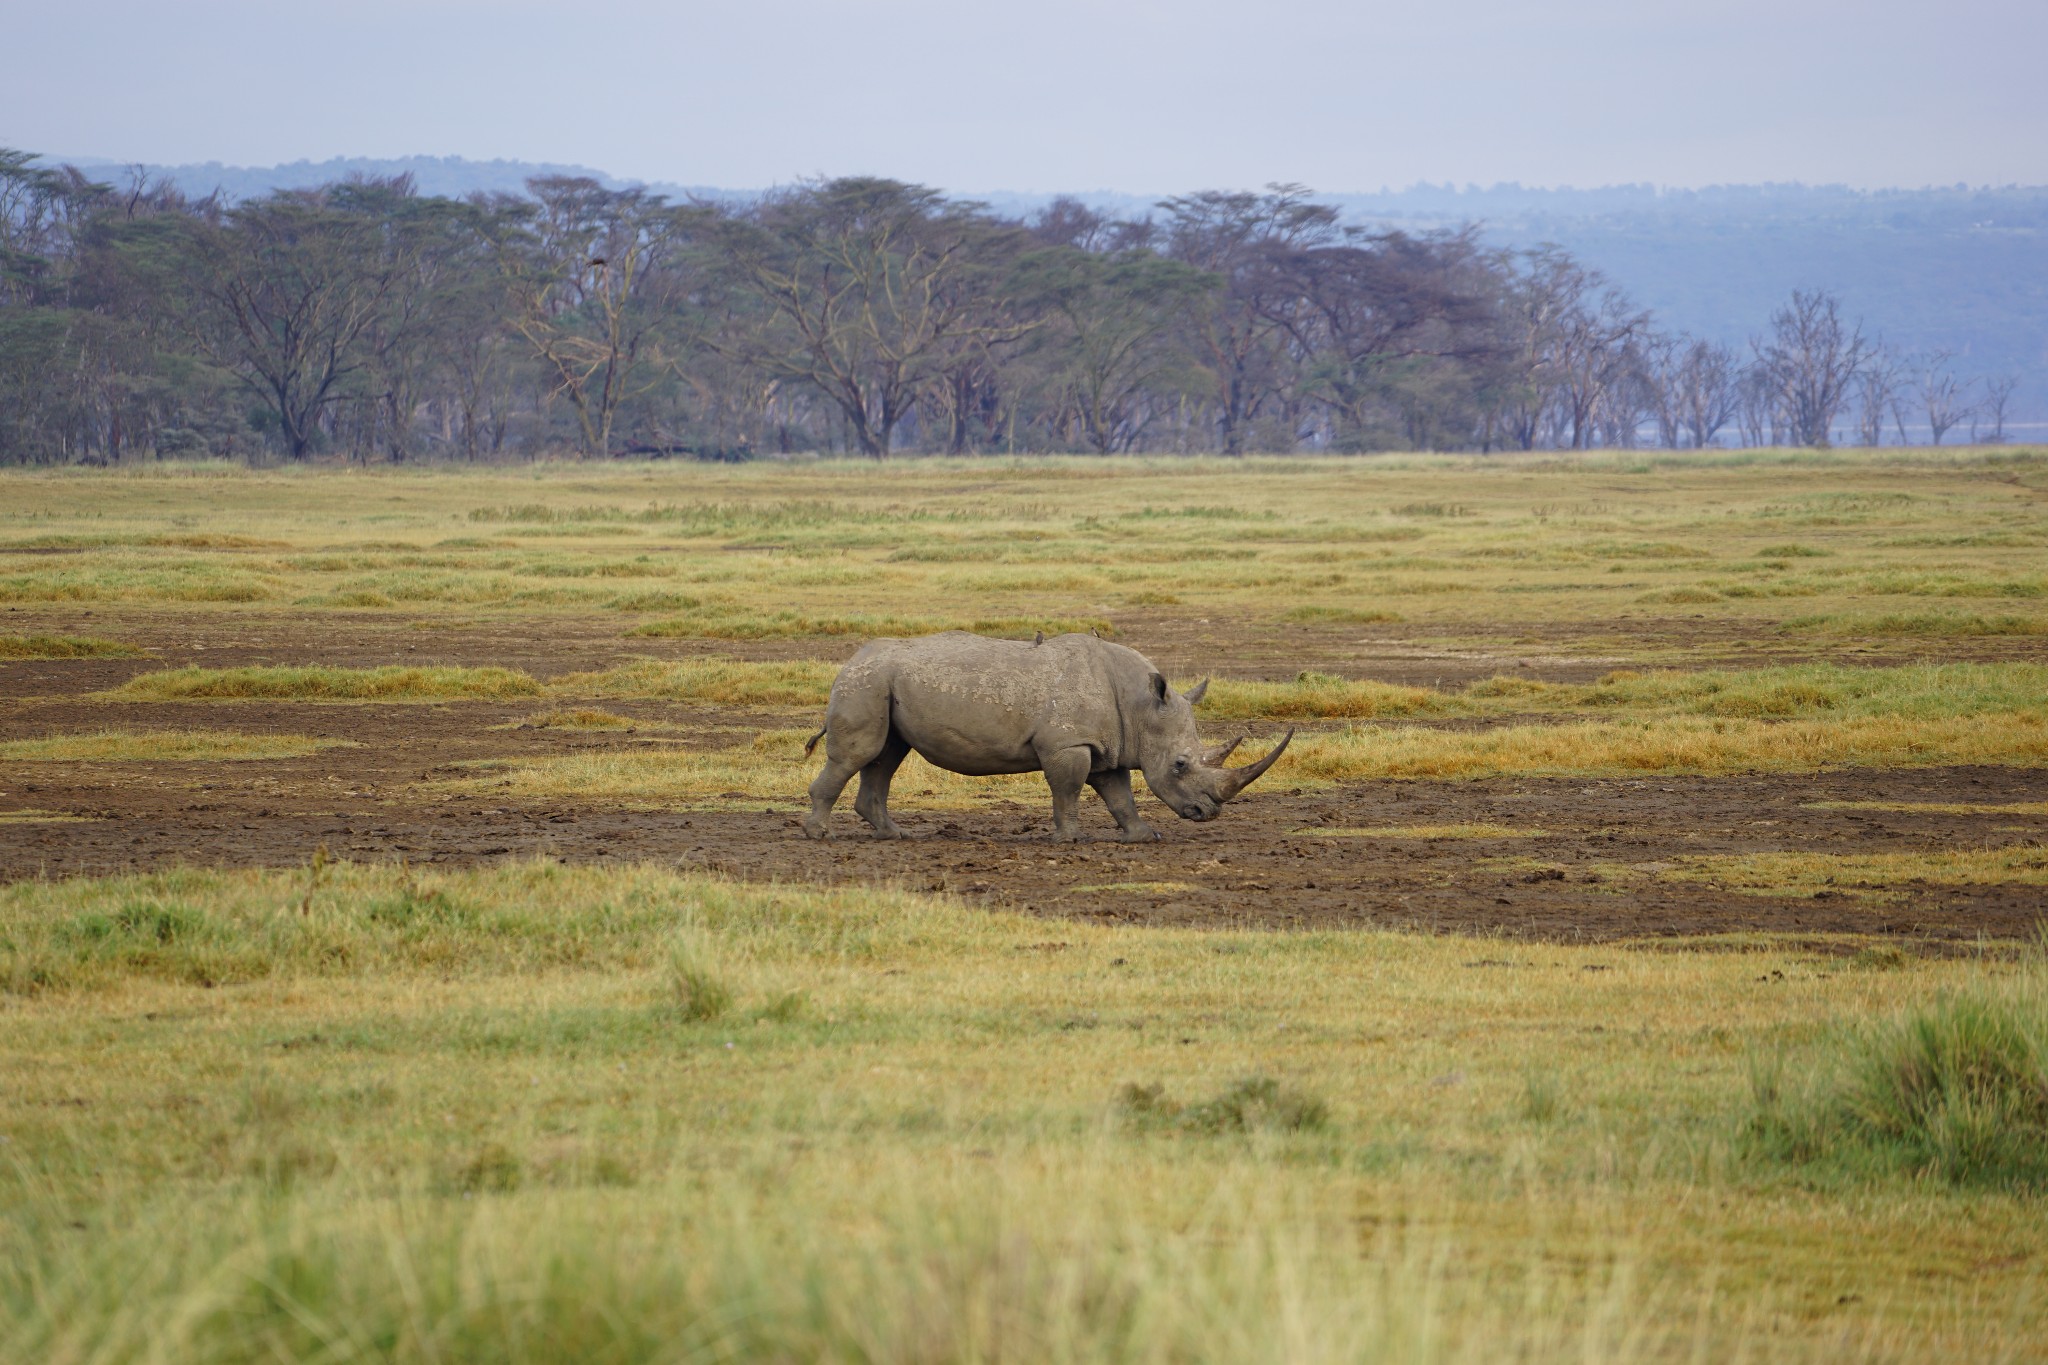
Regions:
[[1172, 757, 1189, 774]]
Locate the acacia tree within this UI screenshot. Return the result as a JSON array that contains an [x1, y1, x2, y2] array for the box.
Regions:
[[177, 187, 416, 460], [713, 178, 1032, 458], [1014, 244, 1213, 453], [495, 178, 699, 456], [1287, 228, 1502, 450], [1753, 289, 1868, 447], [1160, 185, 1338, 454]]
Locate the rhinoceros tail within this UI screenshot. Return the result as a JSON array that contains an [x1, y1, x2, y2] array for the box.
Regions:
[[802, 726, 827, 758]]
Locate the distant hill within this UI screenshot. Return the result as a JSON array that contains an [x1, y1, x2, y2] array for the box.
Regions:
[[54, 153, 738, 205], [49, 155, 2048, 423]]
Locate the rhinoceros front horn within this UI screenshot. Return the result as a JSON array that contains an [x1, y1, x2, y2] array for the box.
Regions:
[[1216, 728, 1293, 801]]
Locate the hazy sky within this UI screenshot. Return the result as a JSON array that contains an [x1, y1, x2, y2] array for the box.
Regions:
[[9, 0, 2044, 192]]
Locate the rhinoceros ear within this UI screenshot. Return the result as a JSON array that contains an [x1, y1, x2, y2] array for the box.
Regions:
[[1150, 672, 1169, 704], [1183, 678, 1209, 705]]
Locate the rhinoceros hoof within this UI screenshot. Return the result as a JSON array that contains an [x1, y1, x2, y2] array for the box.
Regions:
[[1117, 825, 1161, 843], [870, 824, 908, 840], [801, 817, 831, 840]]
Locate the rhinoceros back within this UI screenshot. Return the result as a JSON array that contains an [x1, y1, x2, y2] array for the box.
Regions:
[[833, 632, 1124, 776]]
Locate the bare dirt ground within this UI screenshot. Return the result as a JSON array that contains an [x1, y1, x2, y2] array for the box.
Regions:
[[5, 608, 2046, 948]]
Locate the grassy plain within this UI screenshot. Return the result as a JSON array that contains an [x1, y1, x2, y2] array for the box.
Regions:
[[3, 861, 2045, 1362], [3, 449, 2047, 1361]]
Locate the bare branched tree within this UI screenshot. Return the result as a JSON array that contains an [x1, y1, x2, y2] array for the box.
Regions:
[[1752, 289, 1868, 447], [1852, 343, 1906, 448], [1916, 349, 1974, 446], [1976, 374, 2019, 443]]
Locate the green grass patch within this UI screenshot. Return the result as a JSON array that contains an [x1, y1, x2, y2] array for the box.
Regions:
[[0, 860, 996, 996], [1803, 800, 2048, 816], [627, 608, 1112, 641], [551, 659, 836, 708], [1200, 672, 1438, 720], [0, 633, 142, 659], [1664, 846, 2048, 900], [104, 665, 544, 702], [0, 730, 349, 763], [1786, 612, 2048, 637]]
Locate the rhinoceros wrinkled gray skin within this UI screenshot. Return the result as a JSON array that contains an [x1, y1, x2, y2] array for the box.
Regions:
[[801, 631, 1291, 842]]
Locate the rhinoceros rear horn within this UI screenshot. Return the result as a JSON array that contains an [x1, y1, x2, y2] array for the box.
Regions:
[[1218, 728, 1293, 801], [1202, 735, 1243, 766]]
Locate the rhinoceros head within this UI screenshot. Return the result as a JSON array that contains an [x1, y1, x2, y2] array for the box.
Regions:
[[1134, 674, 1292, 821]]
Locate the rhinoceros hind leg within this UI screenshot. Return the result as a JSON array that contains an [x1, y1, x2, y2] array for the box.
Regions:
[[854, 729, 911, 838], [1088, 768, 1159, 843], [805, 715, 892, 839], [1041, 745, 1094, 842]]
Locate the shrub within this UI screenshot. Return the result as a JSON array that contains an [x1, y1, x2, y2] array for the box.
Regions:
[[1746, 978, 2048, 1191]]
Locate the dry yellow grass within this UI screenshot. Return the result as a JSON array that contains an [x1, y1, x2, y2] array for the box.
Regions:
[[1292, 711, 2048, 781], [1293, 823, 1541, 839], [0, 810, 97, 823], [448, 734, 1043, 810], [512, 707, 638, 730], [107, 664, 543, 702], [1802, 799, 2048, 816], [0, 729, 350, 762], [1666, 844, 2048, 899], [549, 658, 836, 707]]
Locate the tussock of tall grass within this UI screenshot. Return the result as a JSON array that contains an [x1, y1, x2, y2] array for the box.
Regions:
[[1747, 964, 2048, 1190], [0, 860, 999, 995], [106, 664, 545, 701], [1667, 845, 2048, 899], [1291, 712, 2048, 782], [0, 729, 348, 763], [0, 632, 140, 658]]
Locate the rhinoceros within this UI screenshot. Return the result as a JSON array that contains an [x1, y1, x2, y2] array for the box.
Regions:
[[800, 631, 1291, 841]]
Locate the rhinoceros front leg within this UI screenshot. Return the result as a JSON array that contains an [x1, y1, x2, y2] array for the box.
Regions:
[[1088, 768, 1159, 843], [1041, 745, 1094, 842]]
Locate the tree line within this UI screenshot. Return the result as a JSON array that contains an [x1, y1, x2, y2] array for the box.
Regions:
[[0, 149, 2024, 463]]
